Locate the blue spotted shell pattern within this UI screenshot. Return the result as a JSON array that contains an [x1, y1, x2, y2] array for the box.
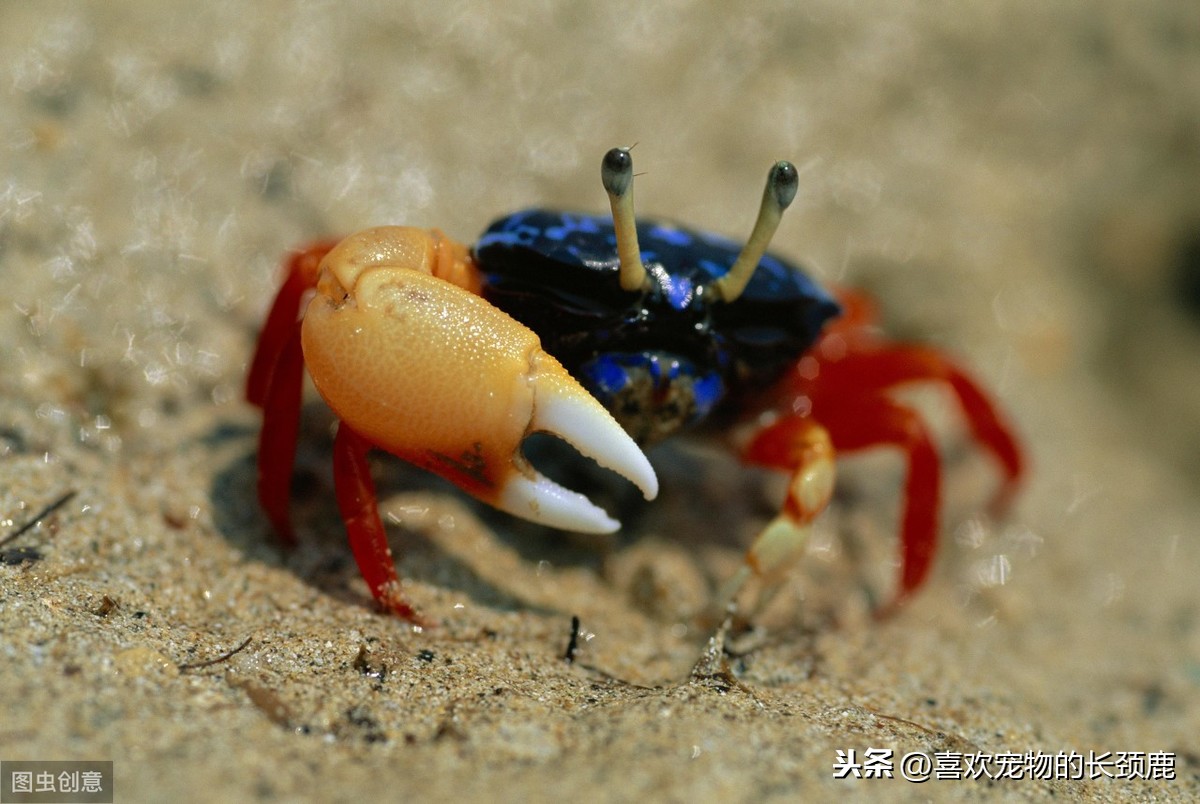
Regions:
[[474, 210, 841, 444]]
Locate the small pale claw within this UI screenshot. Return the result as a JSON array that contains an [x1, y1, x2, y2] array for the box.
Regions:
[[496, 473, 620, 534]]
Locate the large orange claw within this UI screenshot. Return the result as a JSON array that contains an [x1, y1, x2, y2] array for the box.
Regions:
[[247, 226, 657, 617], [302, 227, 657, 531]]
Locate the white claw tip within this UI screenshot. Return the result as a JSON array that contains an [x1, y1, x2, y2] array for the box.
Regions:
[[496, 474, 620, 534], [532, 387, 658, 502], [506, 351, 658, 534]]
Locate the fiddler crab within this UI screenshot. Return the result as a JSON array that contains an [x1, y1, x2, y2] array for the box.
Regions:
[[246, 147, 1024, 623]]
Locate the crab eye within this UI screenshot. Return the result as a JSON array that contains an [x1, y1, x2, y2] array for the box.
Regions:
[[601, 148, 634, 197], [769, 161, 799, 209]]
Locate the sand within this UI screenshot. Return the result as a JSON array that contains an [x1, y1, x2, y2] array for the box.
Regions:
[[2, 1, 1198, 801]]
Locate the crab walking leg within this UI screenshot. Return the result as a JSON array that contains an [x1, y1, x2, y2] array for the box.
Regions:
[[255, 322, 304, 545], [333, 423, 422, 620], [809, 346, 1023, 513], [816, 398, 941, 611], [805, 287, 1025, 513], [246, 241, 337, 407], [301, 227, 657, 535], [246, 241, 338, 545], [714, 417, 837, 615]]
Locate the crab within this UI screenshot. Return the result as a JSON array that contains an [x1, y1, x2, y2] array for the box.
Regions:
[[246, 147, 1024, 622]]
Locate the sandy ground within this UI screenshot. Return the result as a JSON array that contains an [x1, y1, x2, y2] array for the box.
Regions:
[[2, 1, 1199, 801]]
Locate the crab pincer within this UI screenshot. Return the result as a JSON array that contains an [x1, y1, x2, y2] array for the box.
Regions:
[[249, 226, 657, 618]]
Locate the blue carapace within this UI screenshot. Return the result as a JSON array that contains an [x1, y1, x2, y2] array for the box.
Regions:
[[476, 210, 841, 443]]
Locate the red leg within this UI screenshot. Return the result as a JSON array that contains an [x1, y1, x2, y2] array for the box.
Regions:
[[808, 345, 1022, 512], [766, 285, 1025, 611], [711, 417, 836, 617], [814, 397, 941, 610], [246, 267, 305, 408], [256, 321, 304, 545], [246, 241, 337, 408], [246, 241, 339, 545], [743, 416, 835, 528], [333, 423, 424, 622]]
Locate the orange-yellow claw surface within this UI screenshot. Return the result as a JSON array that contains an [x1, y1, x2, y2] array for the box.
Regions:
[[301, 227, 657, 534]]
